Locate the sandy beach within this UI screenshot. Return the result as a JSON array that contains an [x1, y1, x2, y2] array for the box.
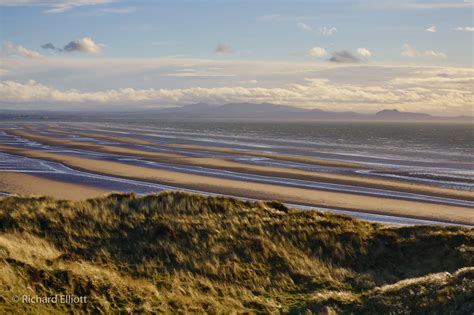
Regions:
[[7, 129, 473, 201], [0, 172, 107, 200], [0, 140, 472, 224]]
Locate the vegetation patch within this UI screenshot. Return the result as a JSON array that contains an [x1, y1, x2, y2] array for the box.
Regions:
[[0, 192, 473, 314]]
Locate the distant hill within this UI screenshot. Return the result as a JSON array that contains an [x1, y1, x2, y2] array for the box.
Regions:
[[1, 104, 472, 122], [156, 102, 310, 119], [149, 103, 472, 121], [375, 109, 433, 120], [0, 192, 473, 314]]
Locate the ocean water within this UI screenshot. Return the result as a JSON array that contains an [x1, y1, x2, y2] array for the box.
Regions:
[[113, 120, 474, 165], [3, 119, 472, 187]]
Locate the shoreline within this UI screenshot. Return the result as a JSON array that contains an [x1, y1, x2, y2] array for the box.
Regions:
[[0, 151, 472, 225], [0, 171, 472, 227], [1, 125, 473, 225], [6, 129, 474, 202], [0, 172, 107, 200]]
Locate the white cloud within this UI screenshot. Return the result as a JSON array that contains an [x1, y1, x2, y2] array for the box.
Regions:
[[3, 42, 43, 59], [453, 26, 474, 32], [63, 37, 103, 54], [424, 50, 447, 58], [401, 43, 420, 57], [401, 43, 446, 58], [425, 25, 437, 32], [357, 48, 372, 58], [318, 26, 338, 36], [297, 24, 338, 36], [0, 0, 116, 13], [308, 47, 327, 58], [297, 22, 313, 32]]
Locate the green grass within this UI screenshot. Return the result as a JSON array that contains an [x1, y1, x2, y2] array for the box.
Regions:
[[0, 191, 473, 314]]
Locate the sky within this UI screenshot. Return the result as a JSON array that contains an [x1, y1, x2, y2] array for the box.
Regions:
[[0, 0, 473, 115]]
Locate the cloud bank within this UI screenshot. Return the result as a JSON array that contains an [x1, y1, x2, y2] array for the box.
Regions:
[[1, 64, 471, 115]]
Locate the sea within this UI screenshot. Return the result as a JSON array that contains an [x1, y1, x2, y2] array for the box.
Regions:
[[97, 119, 474, 187]]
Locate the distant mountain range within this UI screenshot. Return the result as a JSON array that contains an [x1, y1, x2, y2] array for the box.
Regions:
[[134, 103, 473, 121], [0, 103, 472, 122]]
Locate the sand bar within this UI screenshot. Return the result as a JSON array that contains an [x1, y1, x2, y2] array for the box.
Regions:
[[0, 143, 472, 225], [48, 128, 366, 169], [6, 129, 474, 202]]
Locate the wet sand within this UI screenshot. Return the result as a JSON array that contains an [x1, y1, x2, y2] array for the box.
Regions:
[[0, 172, 107, 200], [6, 129, 473, 201], [50, 128, 366, 168], [0, 143, 472, 225]]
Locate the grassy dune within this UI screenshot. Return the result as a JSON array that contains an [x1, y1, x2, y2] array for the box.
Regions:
[[0, 192, 473, 314]]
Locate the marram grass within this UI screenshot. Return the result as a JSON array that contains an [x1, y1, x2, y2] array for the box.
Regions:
[[0, 191, 472, 314]]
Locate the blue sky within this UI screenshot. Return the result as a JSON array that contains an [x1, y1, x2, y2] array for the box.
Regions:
[[0, 0, 473, 114]]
